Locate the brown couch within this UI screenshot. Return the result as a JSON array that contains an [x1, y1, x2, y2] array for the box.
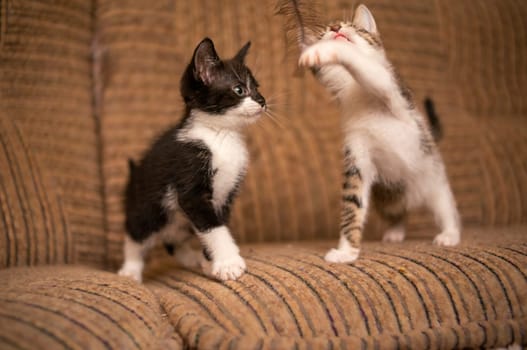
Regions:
[[1, 0, 526, 349]]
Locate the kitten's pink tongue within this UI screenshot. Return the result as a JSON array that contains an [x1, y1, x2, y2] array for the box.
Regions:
[[334, 33, 349, 41]]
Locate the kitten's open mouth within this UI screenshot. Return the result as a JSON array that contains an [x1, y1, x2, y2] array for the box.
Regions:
[[334, 33, 352, 43]]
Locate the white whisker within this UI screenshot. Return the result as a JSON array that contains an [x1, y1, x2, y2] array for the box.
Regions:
[[264, 110, 286, 129]]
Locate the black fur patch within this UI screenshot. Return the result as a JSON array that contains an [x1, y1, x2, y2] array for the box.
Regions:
[[343, 147, 362, 179], [393, 70, 415, 109], [203, 247, 212, 261], [164, 243, 175, 256], [125, 124, 220, 241], [344, 167, 361, 179], [342, 194, 362, 208], [415, 118, 435, 155], [424, 97, 443, 141]]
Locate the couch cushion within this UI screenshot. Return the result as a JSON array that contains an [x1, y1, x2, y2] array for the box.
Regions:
[[0, 266, 181, 349], [0, 115, 72, 267], [437, 0, 527, 117], [0, 0, 106, 267], [145, 226, 526, 349]]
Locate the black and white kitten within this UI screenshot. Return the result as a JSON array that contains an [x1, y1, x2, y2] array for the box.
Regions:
[[118, 38, 266, 282]]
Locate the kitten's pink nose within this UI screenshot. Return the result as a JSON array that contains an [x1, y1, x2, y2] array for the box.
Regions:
[[329, 24, 341, 32]]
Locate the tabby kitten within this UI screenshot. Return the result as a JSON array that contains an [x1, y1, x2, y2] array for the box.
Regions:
[[118, 38, 266, 282], [298, 5, 461, 263]]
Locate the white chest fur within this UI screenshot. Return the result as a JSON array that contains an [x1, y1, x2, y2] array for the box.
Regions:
[[179, 122, 248, 211]]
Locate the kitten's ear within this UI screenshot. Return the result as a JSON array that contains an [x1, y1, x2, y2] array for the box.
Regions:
[[193, 38, 221, 85], [353, 4, 377, 34], [233, 41, 251, 63]]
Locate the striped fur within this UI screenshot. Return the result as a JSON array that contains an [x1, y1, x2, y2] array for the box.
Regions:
[[339, 148, 364, 249], [299, 4, 461, 262]]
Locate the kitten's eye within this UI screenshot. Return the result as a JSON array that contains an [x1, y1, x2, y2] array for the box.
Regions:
[[232, 85, 245, 96]]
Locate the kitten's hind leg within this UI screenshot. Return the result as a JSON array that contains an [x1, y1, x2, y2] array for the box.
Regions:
[[161, 217, 205, 270], [427, 172, 461, 246], [325, 144, 375, 264], [382, 223, 406, 243], [373, 183, 407, 243], [118, 235, 156, 283]]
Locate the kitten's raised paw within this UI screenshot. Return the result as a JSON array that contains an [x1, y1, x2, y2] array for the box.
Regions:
[[433, 231, 460, 247], [324, 248, 359, 264], [299, 42, 339, 68], [203, 255, 246, 281], [382, 226, 405, 243], [118, 262, 143, 283]]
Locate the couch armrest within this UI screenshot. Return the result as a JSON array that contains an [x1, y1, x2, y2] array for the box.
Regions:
[[0, 115, 73, 267]]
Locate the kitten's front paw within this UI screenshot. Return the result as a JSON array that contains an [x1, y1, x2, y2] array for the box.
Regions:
[[382, 226, 405, 243], [433, 231, 460, 246], [324, 248, 359, 264], [299, 42, 340, 68], [118, 262, 143, 283], [202, 255, 246, 281]]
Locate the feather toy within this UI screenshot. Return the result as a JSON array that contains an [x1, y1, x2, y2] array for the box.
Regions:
[[275, 0, 324, 51]]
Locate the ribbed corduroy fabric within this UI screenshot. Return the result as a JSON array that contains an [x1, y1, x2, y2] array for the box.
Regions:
[[0, 266, 182, 350], [0, 0, 106, 267], [145, 227, 527, 349], [438, 0, 527, 117], [0, 115, 72, 267]]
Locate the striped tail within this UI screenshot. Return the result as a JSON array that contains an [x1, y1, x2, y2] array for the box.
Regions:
[[424, 97, 443, 141]]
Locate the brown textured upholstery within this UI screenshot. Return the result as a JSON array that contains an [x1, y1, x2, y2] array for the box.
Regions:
[[146, 227, 527, 349], [0, 114, 72, 267], [0, 0, 526, 349], [0, 266, 181, 349], [0, 0, 106, 267]]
